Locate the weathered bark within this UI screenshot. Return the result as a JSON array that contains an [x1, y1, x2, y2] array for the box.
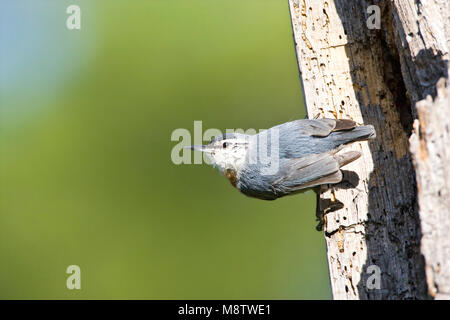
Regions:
[[288, 0, 449, 299], [394, 0, 450, 300], [410, 79, 450, 299]]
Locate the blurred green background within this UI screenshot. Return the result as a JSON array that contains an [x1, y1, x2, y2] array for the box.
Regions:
[[0, 0, 330, 299]]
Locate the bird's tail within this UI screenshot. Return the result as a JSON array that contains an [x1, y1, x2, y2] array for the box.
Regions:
[[334, 151, 362, 168], [330, 125, 376, 145]]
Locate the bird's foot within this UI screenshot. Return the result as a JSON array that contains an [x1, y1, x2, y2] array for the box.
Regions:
[[315, 198, 344, 231]]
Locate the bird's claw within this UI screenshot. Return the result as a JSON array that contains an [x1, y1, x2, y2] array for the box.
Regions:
[[315, 198, 344, 231]]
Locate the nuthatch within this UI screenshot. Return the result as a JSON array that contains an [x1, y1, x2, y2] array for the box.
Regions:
[[187, 118, 375, 202]]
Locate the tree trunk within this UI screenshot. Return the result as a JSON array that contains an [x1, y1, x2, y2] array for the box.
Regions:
[[410, 79, 450, 299], [288, 0, 449, 299]]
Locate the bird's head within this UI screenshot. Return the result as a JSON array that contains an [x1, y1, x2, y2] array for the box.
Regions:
[[187, 133, 250, 175]]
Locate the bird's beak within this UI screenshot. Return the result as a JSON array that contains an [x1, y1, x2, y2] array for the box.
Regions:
[[185, 145, 213, 153]]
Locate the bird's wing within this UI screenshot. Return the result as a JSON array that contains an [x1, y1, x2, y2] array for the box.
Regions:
[[272, 152, 342, 193], [269, 118, 360, 159], [287, 118, 357, 137]]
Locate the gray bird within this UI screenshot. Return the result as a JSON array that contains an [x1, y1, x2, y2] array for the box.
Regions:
[[188, 118, 375, 201]]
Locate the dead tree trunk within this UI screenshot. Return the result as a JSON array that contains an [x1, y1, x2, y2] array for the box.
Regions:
[[410, 80, 450, 299], [288, 0, 449, 299]]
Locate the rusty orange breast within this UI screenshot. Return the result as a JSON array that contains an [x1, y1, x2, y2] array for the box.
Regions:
[[225, 169, 238, 188]]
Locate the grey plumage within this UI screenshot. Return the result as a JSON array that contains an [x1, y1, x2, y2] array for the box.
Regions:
[[236, 119, 375, 200], [188, 118, 376, 201]]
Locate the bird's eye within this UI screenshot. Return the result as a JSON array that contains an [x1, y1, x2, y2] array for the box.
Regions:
[[222, 142, 228, 148]]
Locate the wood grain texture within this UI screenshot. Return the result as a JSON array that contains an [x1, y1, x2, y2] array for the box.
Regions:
[[393, 0, 450, 300], [287, 0, 450, 299], [410, 79, 450, 299]]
